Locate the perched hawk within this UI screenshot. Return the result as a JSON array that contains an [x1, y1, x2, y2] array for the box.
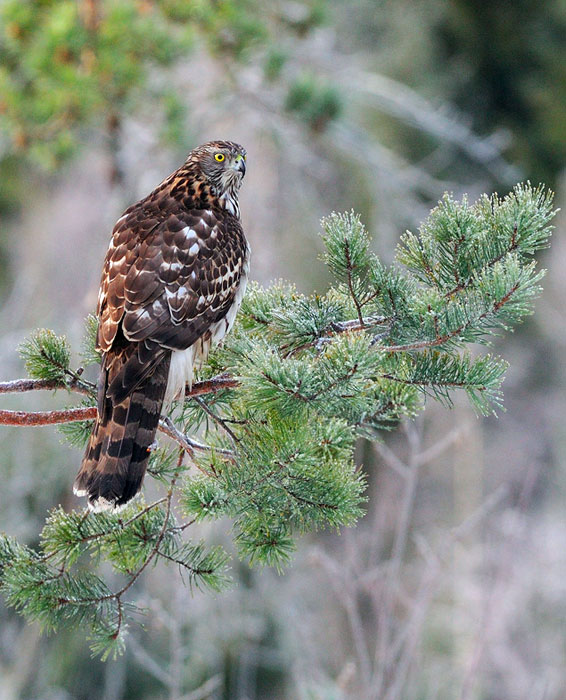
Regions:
[[74, 141, 249, 511]]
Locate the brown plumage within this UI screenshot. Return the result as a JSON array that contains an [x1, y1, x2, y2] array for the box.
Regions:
[[74, 141, 249, 511]]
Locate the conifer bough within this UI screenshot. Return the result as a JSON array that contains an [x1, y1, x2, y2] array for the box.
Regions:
[[0, 183, 554, 658]]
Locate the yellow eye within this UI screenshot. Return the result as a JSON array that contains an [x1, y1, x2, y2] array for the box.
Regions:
[[214, 153, 225, 162]]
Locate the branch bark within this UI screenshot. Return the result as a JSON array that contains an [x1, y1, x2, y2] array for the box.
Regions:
[[0, 374, 239, 398], [0, 406, 96, 426]]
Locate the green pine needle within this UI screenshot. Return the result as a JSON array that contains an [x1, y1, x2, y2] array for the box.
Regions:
[[19, 328, 71, 382]]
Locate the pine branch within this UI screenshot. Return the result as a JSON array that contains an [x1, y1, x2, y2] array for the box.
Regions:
[[192, 396, 240, 445], [345, 238, 366, 326], [0, 184, 554, 658]]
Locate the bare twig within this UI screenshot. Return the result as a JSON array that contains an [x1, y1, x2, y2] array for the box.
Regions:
[[373, 441, 410, 479], [129, 635, 175, 687], [179, 675, 223, 700], [372, 418, 423, 700], [192, 396, 240, 445], [160, 417, 234, 459]]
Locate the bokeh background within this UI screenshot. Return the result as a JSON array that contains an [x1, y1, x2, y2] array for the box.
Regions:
[[1, 1, 565, 698]]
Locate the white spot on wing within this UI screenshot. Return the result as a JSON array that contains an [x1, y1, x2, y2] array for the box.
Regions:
[[181, 226, 197, 243]]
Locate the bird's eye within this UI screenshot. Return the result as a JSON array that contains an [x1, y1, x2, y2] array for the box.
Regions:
[[214, 153, 225, 162]]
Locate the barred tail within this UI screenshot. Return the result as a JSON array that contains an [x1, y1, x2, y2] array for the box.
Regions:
[[74, 355, 171, 511]]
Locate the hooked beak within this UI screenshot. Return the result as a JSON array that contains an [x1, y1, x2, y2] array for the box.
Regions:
[[232, 154, 246, 176]]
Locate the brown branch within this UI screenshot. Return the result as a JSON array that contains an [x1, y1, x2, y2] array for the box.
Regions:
[[1, 374, 237, 399], [0, 373, 240, 436], [0, 378, 92, 396], [185, 375, 239, 397], [192, 396, 240, 445], [443, 231, 520, 298], [0, 406, 96, 426], [378, 282, 520, 353], [0, 406, 233, 463]]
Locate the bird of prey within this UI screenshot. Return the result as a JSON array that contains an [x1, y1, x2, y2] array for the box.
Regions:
[[74, 140, 249, 511]]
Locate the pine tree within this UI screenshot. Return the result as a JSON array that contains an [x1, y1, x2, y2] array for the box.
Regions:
[[0, 183, 555, 659]]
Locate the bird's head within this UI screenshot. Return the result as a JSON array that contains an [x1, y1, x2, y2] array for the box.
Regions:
[[189, 140, 247, 197]]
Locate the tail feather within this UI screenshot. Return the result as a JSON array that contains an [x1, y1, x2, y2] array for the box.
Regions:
[[74, 354, 171, 511]]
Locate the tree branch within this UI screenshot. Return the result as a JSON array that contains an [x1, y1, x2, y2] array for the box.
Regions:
[[0, 406, 234, 461], [378, 282, 521, 352], [0, 378, 92, 396], [192, 396, 240, 446], [344, 239, 365, 327], [0, 406, 96, 426], [160, 417, 234, 459], [0, 374, 239, 399], [185, 375, 239, 397]]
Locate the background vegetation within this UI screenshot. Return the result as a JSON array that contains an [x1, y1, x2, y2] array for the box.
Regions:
[[0, 1, 565, 698]]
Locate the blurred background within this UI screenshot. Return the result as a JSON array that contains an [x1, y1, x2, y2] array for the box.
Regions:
[[0, 1, 565, 698]]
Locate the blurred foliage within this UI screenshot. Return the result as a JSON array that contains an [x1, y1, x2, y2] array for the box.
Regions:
[[0, 0, 244, 170], [285, 72, 342, 131], [331, 0, 566, 188], [1, 2, 175, 164], [438, 0, 566, 183], [0, 0, 338, 297], [0, 0, 333, 173]]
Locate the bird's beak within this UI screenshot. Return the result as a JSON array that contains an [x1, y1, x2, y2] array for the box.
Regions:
[[232, 154, 246, 176]]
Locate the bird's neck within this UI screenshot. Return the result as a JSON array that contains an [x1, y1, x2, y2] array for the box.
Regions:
[[165, 166, 241, 219], [216, 188, 241, 219]]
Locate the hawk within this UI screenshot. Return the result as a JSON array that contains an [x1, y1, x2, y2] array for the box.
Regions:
[[74, 140, 249, 511]]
